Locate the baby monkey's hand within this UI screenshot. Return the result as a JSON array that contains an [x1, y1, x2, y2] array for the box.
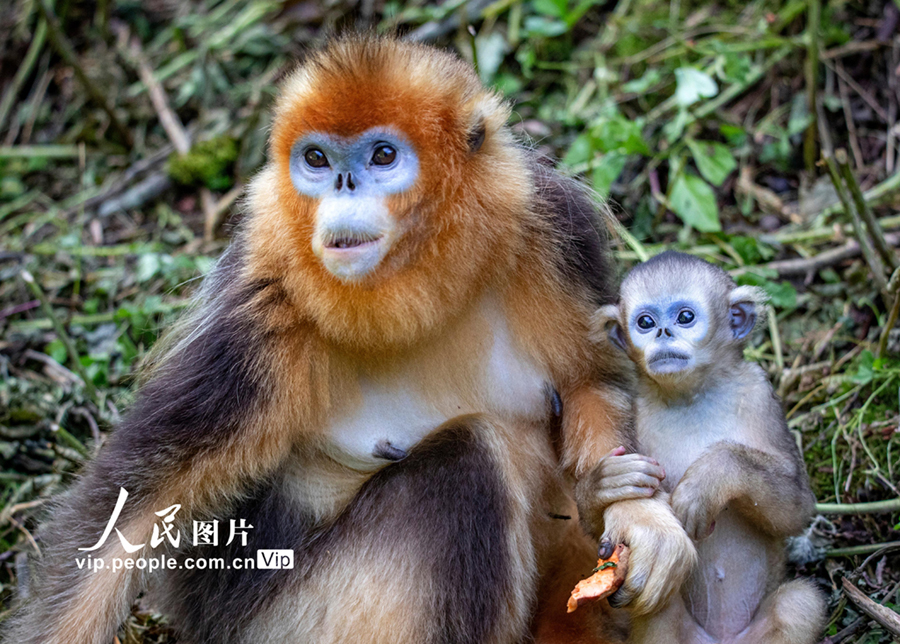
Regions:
[[580, 446, 666, 511]]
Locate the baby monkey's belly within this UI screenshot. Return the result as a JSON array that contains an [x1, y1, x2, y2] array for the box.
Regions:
[[683, 509, 772, 640]]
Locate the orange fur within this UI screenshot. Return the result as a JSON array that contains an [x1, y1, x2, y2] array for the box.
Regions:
[[5, 36, 646, 644], [251, 36, 528, 351]]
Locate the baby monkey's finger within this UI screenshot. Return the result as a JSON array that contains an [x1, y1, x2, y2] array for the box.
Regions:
[[602, 456, 666, 481], [601, 472, 663, 491], [594, 486, 656, 507]]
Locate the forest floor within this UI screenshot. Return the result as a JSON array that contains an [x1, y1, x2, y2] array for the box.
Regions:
[[0, 0, 899, 642]]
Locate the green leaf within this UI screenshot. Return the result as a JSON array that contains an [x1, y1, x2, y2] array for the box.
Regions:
[[674, 67, 718, 107], [622, 69, 662, 94], [533, 0, 568, 18], [46, 339, 67, 365], [474, 32, 508, 85], [686, 139, 736, 187], [850, 350, 875, 385], [523, 15, 568, 37], [719, 124, 747, 147], [668, 173, 720, 232], [730, 236, 775, 264], [762, 281, 797, 309], [787, 94, 811, 137], [136, 253, 162, 283], [591, 561, 618, 573], [591, 151, 628, 198], [563, 133, 594, 167], [591, 115, 650, 156], [718, 53, 752, 84], [662, 109, 689, 144], [735, 272, 797, 309]]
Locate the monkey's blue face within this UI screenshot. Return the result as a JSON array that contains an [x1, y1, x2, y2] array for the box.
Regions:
[[628, 298, 709, 376], [289, 128, 420, 281]]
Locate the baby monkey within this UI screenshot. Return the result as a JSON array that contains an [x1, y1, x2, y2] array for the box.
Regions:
[[591, 251, 824, 644]]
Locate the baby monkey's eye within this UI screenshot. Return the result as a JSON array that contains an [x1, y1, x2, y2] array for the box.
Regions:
[[304, 148, 329, 168], [677, 309, 695, 325], [372, 144, 397, 166], [637, 315, 655, 330]]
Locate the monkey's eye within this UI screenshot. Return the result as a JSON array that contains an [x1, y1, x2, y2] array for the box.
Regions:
[[676, 310, 695, 325], [372, 144, 397, 166], [304, 148, 329, 168], [637, 315, 655, 330]]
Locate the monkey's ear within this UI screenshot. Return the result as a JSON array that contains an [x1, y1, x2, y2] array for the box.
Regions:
[[467, 119, 486, 154], [590, 305, 626, 350], [729, 285, 767, 340]]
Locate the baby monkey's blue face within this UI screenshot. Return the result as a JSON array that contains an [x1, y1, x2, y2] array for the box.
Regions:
[[628, 296, 710, 376]]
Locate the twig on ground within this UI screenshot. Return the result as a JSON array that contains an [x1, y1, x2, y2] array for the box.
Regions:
[[827, 541, 900, 558], [821, 152, 889, 294], [734, 232, 900, 278], [820, 170, 900, 220], [97, 172, 172, 217], [0, 16, 48, 136], [816, 498, 900, 515], [817, 616, 866, 644], [877, 267, 900, 358], [836, 70, 864, 171], [841, 578, 900, 638], [836, 149, 899, 271], [19, 270, 98, 403], [35, 0, 133, 147], [125, 33, 190, 155], [205, 183, 244, 240], [805, 0, 820, 174]]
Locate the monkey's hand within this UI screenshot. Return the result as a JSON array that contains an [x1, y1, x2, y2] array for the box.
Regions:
[[574, 446, 666, 514], [670, 458, 728, 542], [672, 441, 815, 539], [591, 495, 697, 616]]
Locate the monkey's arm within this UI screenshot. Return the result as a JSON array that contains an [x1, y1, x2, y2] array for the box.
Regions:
[[670, 440, 816, 541], [563, 385, 696, 617], [3, 275, 306, 644]]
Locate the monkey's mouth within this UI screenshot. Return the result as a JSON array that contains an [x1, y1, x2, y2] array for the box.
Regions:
[[323, 232, 383, 250], [315, 228, 391, 281], [647, 351, 692, 374]]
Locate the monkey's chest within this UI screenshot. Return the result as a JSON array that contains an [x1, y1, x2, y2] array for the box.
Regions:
[[635, 394, 751, 486], [324, 297, 550, 468]]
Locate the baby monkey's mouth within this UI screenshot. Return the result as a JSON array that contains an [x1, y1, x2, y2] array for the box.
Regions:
[[647, 351, 692, 373], [649, 351, 690, 364]]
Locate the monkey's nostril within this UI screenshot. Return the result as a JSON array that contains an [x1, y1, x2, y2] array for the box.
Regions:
[[347, 172, 356, 191], [335, 174, 343, 191], [656, 329, 662, 338]]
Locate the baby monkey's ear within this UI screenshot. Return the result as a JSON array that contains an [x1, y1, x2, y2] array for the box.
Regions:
[[729, 285, 768, 340], [591, 304, 627, 350]]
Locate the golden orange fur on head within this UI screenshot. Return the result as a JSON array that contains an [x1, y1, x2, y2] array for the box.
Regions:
[[244, 35, 533, 352]]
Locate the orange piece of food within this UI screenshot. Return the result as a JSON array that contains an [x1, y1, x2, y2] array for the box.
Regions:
[[566, 544, 630, 613]]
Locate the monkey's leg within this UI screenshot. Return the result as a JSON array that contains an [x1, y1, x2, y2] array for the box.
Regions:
[[2, 280, 300, 644], [629, 595, 715, 644], [728, 579, 825, 644], [165, 414, 548, 644]]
